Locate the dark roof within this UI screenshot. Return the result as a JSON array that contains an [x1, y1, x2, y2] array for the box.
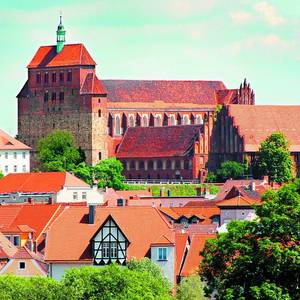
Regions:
[[27, 44, 96, 68], [103, 80, 226, 105], [117, 125, 202, 158]]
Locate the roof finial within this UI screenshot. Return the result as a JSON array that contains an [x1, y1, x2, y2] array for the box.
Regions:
[[59, 11, 62, 25]]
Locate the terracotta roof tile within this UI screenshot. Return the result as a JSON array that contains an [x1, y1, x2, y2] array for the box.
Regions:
[[175, 232, 189, 276], [0, 172, 88, 194], [80, 73, 107, 95], [0, 129, 31, 150], [27, 44, 96, 68], [216, 89, 238, 104], [180, 234, 215, 277], [228, 105, 300, 152], [117, 125, 201, 158], [45, 206, 173, 262], [0, 232, 17, 258], [217, 195, 261, 207], [103, 80, 226, 105]]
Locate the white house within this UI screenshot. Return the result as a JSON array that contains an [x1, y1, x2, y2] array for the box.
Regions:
[[0, 129, 31, 176], [0, 172, 104, 204]]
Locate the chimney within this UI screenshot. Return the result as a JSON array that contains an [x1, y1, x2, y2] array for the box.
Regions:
[[250, 181, 256, 191], [89, 205, 96, 224], [159, 187, 165, 197]]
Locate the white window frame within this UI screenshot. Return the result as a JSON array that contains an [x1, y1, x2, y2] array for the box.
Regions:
[[18, 261, 26, 270], [157, 247, 168, 261], [82, 192, 87, 200], [73, 192, 78, 201]]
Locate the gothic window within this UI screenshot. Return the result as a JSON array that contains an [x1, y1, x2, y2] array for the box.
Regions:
[[175, 160, 181, 169], [44, 73, 49, 85], [148, 160, 153, 170], [52, 73, 56, 83], [36, 73, 41, 84], [142, 115, 148, 127], [67, 70, 72, 82], [157, 160, 163, 169], [166, 160, 171, 169], [184, 160, 189, 170], [130, 161, 135, 170], [99, 152, 102, 160], [92, 216, 129, 265], [169, 115, 176, 126], [59, 92, 64, 102], [98, 109, 101, 118], [44, 91, 49, 102], [155, 115, 162, 127], [51, 92, 56, 101], [59, 72, 64, 82], [115, 115, 121, 135], [183, 115, 190, 125], [139, 161, 145, 170], [195, 115, 203, 125], [128, 115, 135, 127]]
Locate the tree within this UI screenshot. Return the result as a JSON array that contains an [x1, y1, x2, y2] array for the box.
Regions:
[[254, 132, 293, 183], [216, 161, 244, 182], [61, 264, 172, 299], [37, 130, 82, 172], [176, 275, 206, 300], [72, 162, 93, 185], [0, 170, 4, 179], [200, 180, 300, 299], [94, 157, 125, 190]]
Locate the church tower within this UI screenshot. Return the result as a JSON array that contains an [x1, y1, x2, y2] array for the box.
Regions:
[[56, 15, 66, 53]]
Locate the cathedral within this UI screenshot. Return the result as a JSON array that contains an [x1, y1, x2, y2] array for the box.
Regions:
[[17, 18, 256, 180]]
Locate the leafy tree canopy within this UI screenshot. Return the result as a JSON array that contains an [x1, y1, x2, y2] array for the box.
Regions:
[[216, 161, 244, 182], [0, 170, 4, 179], [176, 275, 206, 300], [94, 157, 125, 190], [254, 132, 293, 183], [72, 162, 93, 185], [37, 130, 82, 171], [200, 180, 300, 299]]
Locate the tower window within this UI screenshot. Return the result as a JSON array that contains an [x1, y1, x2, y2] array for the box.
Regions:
[[99, 152, 102, 160], [59, 92, 64, 102], [59, 72, 64, 82], [44, 73, 49, 84], [52, 73, 56, 83], [98, 109, 101, 117], [36, 73, 41, 84], [67, 71, 72, 82], [44, 91, 49, 102], [51, 92, 56, 101]]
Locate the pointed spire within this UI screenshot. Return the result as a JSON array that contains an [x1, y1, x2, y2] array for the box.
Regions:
[[56, 14, 66, 53]]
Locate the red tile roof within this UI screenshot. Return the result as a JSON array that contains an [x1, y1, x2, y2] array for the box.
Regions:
[[216, 89, 238, 104], [175, 232, 189, 276], [160, 206, 220, 225], [103, 80, 226, 105], [45, 206, 173, 262], [227, 105, 300, 152], [217, 195, 261, 207], [27, 44, 96, 68], [117, 125, 201, 158], [0, 172, 89, 194], [0, 129, 31, 150], [80, 73, 107, 95], [0, 232, 17, 258], [180, 234, 215, 277], [0, 204, 62, 243]]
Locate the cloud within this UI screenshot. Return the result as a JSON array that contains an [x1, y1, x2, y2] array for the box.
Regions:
[[254, 1, 284, 25], [230, 11, 253, 24]]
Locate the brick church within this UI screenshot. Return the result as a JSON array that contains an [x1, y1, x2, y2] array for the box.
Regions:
[[17, 18, 256, 180]]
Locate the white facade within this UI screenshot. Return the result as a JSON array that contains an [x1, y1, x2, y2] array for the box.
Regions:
[[0, 150, 30, 176], [151, 246, 175, 284], [56, 186, 104, 204], [50, 263, 91, 280]]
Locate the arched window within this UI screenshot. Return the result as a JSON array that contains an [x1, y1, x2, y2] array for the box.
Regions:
[[155, 115, 162, 127], [195, 115, 203, 124], [98, 109, 101, 118], [142, 115, 148, 127], [169, 115, 176, 126], [129, 115, 135, 127], [157, 160, 163, 169], [139, 161, 145, 170], [130, 161, 135, 170], [183, 115, 190, 125], [148, 160, 154, 170], [115, 115, 121, 135]]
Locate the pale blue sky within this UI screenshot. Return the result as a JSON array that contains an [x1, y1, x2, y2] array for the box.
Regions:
[[0, 0, 299, 135]]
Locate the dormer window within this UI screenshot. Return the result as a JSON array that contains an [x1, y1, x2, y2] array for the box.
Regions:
[[92, 215, 129, 265]]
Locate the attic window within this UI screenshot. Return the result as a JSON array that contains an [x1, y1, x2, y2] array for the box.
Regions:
[[19, 262, 26, 270], [158, 247, 167, 261]]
